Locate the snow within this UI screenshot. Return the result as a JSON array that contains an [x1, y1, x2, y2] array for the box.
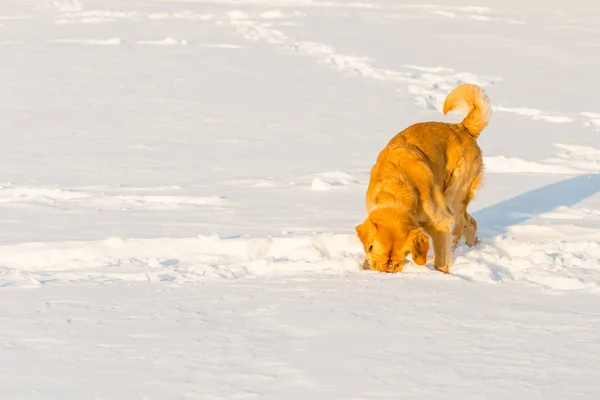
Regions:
[[1, 0, 600, 398]]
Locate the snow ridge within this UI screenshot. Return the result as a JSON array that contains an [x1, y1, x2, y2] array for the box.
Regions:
[[2, 227, 600, 292]]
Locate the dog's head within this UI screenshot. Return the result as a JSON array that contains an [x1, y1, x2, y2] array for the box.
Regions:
[[356, 208, 429, 272]]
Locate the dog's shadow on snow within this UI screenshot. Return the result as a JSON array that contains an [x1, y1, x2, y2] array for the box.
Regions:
[[472, 174, 600, 237]]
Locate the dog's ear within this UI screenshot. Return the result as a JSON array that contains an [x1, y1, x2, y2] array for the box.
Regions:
[[408, 228, 429, 266], [356, 219, 377, 254]]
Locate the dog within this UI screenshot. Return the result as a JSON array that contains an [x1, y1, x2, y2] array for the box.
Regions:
[[356, 83, 490, 274]]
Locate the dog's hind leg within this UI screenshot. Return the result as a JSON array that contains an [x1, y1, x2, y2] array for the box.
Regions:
[[452, 208, 479, 248], [443, 170, 468, 249], [460, 173, 482, 247], [463, 215, 480, 247], [449, 192, 468, 249]]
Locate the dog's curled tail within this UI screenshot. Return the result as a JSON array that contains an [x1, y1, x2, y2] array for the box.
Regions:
[[443, 83, 491, 138]]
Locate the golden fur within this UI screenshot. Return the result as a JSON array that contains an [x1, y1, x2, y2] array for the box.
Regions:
[[356, 83, 491, 274]]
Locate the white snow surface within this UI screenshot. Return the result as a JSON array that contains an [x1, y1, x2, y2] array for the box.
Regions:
[[1, 0, 600, 398]]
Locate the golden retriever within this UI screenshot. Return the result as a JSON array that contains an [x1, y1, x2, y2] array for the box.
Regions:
[[356, 83, 490, 274]]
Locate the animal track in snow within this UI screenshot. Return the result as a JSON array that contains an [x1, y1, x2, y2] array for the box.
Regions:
[[222, 171, 364, 191], [200, 43, 241, 49], [137, 37, 187, 46], [227, 10, 499, 115], [53, 9, 143, 25], [52, 37, 123, 45], [222, 178, 281, 188], [494, 106, 574, 123], [387, 4, 525, 24], [52, 37, 188, 46], [51, 1, 214, 25], [0, 185, 226, 210], [582, 112, 600, 130], [52, 2, 584, 129], [224, 8, 600, 130], [535, 206, 600, 221], [484, 143, 600, 175], [0, 15, 32, 21], [147, 12, 214, 21], [310, 172, 361, 191], [149, 0, 377, 8], [487, 107, 600, 129]]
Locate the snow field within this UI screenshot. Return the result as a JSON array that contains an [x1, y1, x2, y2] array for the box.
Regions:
[[1, 0, 600, 399]]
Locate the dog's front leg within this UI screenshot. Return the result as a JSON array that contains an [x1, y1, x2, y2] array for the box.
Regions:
[[428, 228, 452, 274]]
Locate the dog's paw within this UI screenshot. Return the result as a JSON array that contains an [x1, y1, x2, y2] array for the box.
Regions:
[[434, 264, 450, 274], [465, 236, 481, 247], [390, 262, 405, 273]]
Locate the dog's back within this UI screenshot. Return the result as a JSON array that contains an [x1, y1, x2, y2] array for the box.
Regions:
[[385, 121, 482, 190]]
